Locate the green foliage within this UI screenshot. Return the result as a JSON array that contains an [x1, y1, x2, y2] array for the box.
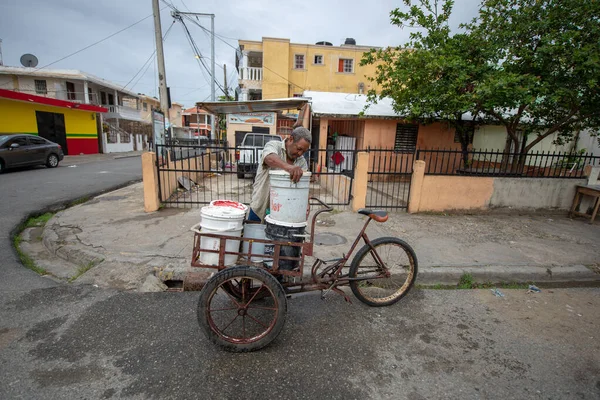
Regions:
[[363, 0, 600, 156], [457, 272, 474, 289]]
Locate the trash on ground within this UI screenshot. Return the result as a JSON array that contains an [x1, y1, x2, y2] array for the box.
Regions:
[[527, 285, 541, 293], [491, 288, 505, 297]]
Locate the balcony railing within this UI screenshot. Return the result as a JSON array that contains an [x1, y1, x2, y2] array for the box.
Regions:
[[239, 67, 263, 81], [104, 105, 144, 122]]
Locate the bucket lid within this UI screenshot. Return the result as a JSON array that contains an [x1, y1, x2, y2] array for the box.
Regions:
[[265, 215, 308, 228], [210, 199, 248, 211], [201, 205, 246, 219], [269, 169, 312, 177]]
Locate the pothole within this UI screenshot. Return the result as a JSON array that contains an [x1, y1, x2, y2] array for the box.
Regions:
[[314, 232, 347, 246]]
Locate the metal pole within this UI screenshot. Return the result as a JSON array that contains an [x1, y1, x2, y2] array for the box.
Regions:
[[223, 64, 229, 100], [152, 0, 169, 118], [211, 15, 215, 102]]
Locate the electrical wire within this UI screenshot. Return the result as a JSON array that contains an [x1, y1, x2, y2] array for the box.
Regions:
[[36, 9, 166, 71], [122, 20, 176, 91]]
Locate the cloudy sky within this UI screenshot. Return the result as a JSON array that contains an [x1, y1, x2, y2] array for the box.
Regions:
[[0, 0, 481, 108]]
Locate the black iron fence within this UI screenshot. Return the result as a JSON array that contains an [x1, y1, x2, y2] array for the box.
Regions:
[[155, 144, 356, 208], [417, 148, 600, 178], [366, 149, 415, 210]]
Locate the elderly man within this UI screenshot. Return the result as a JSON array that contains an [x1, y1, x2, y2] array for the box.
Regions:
[[248, 127, 312, 222]]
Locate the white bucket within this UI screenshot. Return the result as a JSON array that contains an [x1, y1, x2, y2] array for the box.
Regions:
[[209, 200, 248, 213], [269, 170, 312, 223], [199, 205, 246, 266], [242, 223, 266, 262]]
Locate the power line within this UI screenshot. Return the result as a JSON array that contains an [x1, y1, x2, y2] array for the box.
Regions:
[[36, 9, 166, 71], [122, 20, 176, 91]]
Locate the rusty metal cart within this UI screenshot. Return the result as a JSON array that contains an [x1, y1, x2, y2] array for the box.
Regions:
[[191, 198, 418, 352]]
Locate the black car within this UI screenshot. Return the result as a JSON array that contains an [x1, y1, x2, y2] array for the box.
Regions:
[[0, 134, 65, 173]]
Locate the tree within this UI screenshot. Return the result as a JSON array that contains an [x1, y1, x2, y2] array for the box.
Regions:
[[469, 0, 600, 160], [361, 0, 490, 166], [363, 0, 600, 169]]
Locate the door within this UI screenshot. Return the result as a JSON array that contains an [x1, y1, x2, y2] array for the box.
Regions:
[[3, 136, 31, 167], [28, 136, 50, 164], [36, 111, 69, 155]]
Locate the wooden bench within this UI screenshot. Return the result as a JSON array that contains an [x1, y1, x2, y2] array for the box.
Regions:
[[569, 185, 600, 224]]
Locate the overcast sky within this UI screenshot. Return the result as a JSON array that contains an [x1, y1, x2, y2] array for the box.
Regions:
[[0, 0, 481, 108]]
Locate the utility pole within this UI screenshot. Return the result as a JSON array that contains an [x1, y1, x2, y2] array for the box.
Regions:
[[152, 0, 169, 119], [223, 64, 229, 100], [0, 39, 4, 66]]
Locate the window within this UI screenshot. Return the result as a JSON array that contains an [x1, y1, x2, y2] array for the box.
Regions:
[[314, 55, 323, 65], [88, 88, 93, 103], [454, 127, 474, 144], [394, 124, 419, 152], [294, 54, 305, 69], [143, 102, 148, 111], [34, 80, 47, 95], [29, 137, 47, 145], [66, 81, 76, 100], [338, 58, 354, 73], [10, 136, 29, 147]]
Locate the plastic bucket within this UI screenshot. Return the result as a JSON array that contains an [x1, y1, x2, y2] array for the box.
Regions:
[[269, 170, 312, 223], [199, 205, 246, 266], [242, 223, 266, 262], [264, 215, 307, 271]]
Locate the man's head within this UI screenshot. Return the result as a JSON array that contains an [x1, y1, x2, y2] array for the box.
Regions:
[[285, 127, 312, 160]]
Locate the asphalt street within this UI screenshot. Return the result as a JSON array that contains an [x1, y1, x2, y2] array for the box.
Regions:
[[0, 155, 599, 399]]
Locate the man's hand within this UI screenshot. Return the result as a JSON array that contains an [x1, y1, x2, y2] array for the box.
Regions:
[[286, 165, 304, 183]]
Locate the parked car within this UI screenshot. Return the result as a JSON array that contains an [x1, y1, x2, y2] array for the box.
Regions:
[[0, 134, 64, 173], [235, 133, 282, 179]]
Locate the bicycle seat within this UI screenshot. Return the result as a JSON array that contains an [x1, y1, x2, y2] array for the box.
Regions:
[[357, 209, 388, 223]]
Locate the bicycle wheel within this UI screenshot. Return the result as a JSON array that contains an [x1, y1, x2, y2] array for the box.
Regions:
[[197, 266, 287, 352], [349, 237, 417, 307]]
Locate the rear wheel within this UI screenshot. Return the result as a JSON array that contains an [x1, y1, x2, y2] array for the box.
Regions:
[[349, 237, 417, 307], [46, 154, 59, 168], [197, 266, 287, 352]]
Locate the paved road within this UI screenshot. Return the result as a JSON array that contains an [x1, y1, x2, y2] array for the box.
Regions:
[[1, 156, 599, 399]]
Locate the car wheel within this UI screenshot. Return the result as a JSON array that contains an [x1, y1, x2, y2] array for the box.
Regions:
[[46, 154, 59, 168]]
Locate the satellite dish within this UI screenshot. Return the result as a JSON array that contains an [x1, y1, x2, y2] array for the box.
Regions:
[[20, 54, 38, 68]]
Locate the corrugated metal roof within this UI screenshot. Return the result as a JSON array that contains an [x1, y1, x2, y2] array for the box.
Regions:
[[195, 98, 308, 114]]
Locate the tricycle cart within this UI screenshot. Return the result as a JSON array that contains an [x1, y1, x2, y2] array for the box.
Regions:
[[191, 198, 418, 352]]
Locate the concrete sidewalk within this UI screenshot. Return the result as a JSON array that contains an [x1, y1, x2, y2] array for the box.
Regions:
[[18, 182, 600, 291]]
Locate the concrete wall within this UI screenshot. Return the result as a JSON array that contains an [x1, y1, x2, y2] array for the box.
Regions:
[[408, 160, 586, 212], [473, 124, 571, 154], [490, 178, 581, 209]]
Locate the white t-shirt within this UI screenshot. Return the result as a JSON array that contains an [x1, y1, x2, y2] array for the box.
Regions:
[[250, 139, 308, 220]]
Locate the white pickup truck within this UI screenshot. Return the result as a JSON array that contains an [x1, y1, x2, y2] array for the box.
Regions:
[[235, 133, 283, 179]]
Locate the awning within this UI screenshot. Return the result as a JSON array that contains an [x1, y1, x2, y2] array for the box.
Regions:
[[195, 98, 309, 115]]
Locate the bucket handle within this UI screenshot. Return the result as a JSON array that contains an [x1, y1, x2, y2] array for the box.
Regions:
[[190, 222, 241, 234]]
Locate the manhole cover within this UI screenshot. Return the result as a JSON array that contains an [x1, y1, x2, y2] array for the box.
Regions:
[[314, 232, 347, 246]]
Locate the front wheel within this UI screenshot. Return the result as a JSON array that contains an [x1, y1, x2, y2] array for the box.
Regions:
[[349, 237, 417, 307], [197, 266, 287, 352]]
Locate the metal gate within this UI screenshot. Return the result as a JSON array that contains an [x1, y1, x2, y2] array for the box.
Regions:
[[155, 144, 355, 208], [365, 149, 414, 210]]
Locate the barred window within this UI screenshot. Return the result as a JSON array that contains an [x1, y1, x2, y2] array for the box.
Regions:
[[294, 54, 305, 69], [35, 80, 47, 95], [394, 124, 419, 152]]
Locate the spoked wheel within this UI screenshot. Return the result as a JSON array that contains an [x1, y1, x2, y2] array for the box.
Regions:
[[46, 154, 59, 168], [197, 266, 287, 352], [349, 237, 418, 307]]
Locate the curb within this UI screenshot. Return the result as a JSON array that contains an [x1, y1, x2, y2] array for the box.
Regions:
[[417, 265, 600, 286]]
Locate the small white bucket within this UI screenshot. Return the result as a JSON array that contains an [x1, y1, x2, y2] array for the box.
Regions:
[[242, 223, 267, 262], [269, 170, 312, 223], [198, 204, 246, 266]]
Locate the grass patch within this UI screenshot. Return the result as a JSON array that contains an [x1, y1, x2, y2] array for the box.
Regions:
[[23, 212, 54, 229], [12, 235, 47, 275], [457, 272, 474, 289], [69, 196, 90, 207], [68, 260, 100, 283]]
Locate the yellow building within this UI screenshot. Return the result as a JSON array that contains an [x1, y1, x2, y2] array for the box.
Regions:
[[236, 37, 381, 100]]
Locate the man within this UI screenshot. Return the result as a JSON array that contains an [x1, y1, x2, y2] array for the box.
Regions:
[[248, 127, 312, 222]]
